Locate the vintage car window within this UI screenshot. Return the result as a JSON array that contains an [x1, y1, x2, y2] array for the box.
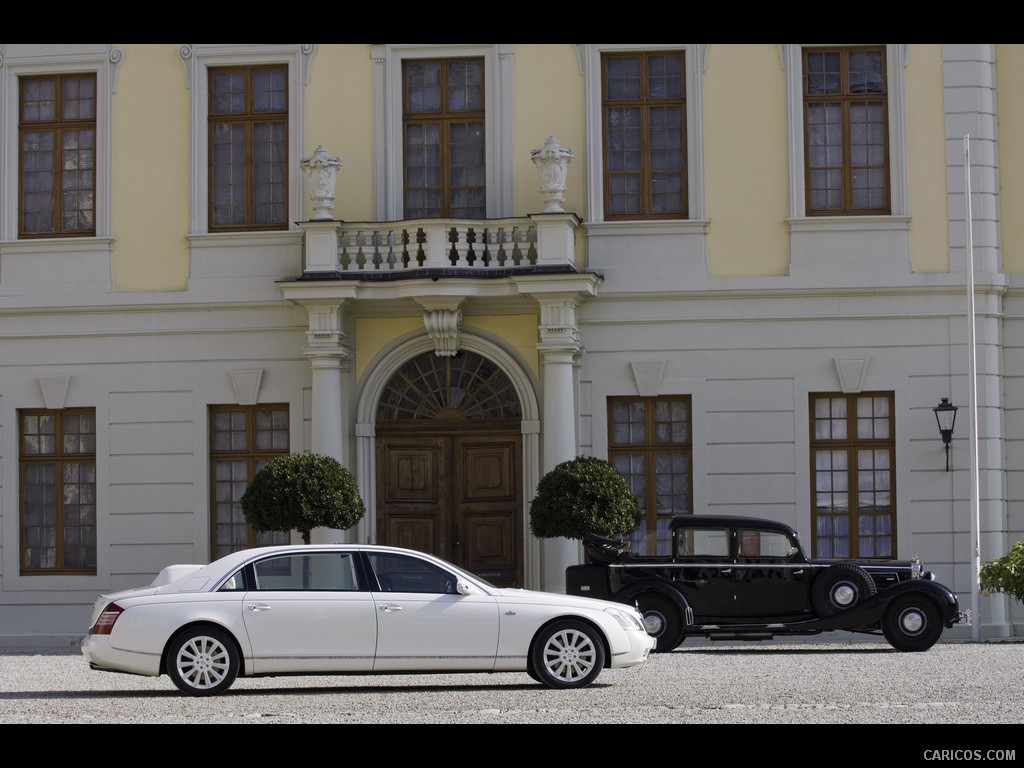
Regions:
[[367, 552, 457, 594], [738, 530, 795, 558], [253, 553, 361, 591], [676, 528, 730, 558]]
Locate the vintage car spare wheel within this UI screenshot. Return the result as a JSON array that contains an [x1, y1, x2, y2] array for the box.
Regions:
[[811, 563, 877, 617]]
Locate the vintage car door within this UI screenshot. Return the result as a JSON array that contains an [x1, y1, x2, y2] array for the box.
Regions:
[[670, 524, 737, 618], [727, 527, 812, 616]]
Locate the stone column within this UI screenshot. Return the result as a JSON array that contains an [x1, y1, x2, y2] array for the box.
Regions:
[[536, 295, 584, 593], [303, 302, 354, 544]]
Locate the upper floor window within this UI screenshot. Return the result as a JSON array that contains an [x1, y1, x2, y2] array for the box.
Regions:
[[602, 51, 686, 219], [402, 57, 485, 219], [810, 392, 896, 559], [608, 395, 693, 555], [181, 45, 310, 234], [370, 44, 514, 221], [19, 73, 96, 238], [208, 65, 288, 231], [209, 404, 290, 559], [803, 46, 890, 215], [19, 408, 97, 574]]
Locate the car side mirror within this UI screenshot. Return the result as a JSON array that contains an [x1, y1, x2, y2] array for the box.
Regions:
[[456, 580, 475, 596]]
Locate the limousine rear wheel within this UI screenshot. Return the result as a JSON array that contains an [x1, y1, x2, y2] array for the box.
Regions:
[[166, 625, 240, 696]]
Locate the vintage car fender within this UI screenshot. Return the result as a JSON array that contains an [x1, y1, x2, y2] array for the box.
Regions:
[[614, 578, 694, 624], [812, 577, 960, 629]]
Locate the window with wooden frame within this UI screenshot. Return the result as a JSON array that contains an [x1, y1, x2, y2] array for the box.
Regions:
[[402, 57, 485, 219], [810, 392, 896, 559], [803, 46, 890, 215], [601, 51, 686, 220], [210, 404, 290, 559], [19, 409, 97, 573], [18, 74, 96, 238], [208, 65, 288, 231], [608, 396, 693, 555]]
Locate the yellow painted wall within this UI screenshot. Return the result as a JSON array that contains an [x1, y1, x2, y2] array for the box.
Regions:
[[355, 317, 422, 383], [906, 45, 950, 273], [704, 45, 789, 277], [355, 314, 539, 385], [997, 44, 1024, 274], [305, 45, 375, 222], [513, 45, 586, 217], [111, 44, 191, 291], [463, 315, 539, 377]]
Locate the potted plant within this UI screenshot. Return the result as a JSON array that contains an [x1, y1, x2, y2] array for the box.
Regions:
[[241, 452, 365, 545], [529, 455, 641, 541], [980, 540, 1024, 602]]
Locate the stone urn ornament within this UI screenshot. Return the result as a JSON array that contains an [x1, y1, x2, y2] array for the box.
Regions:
[[300, 145, 342, 221], [531, 136, 573, 213]]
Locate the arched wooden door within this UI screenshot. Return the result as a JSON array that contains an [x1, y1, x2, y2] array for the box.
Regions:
[[375, 351, 523, 586]]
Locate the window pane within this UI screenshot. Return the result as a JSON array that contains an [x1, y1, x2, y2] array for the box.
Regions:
[[20, 409, 97, 573], [208, 66, 288, 231], [603, 51, 686, 220], [804, 47, 888, 215]]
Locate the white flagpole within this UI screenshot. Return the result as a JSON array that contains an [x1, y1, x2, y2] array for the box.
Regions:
[[963, 135, 981, 641]]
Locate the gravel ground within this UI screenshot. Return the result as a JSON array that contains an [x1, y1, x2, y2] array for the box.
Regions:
[[1, 637, 1022, 735]]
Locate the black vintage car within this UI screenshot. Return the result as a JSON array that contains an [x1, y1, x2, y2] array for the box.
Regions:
[[566, 515, 968, 653]]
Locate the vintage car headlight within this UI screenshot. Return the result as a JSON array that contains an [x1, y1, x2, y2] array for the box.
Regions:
[[605, 606, 647, 632]]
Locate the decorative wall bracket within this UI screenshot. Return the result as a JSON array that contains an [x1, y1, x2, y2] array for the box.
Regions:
[[423, 308, 463, 357]]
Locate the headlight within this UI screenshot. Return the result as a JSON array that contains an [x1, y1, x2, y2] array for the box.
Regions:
[[605, 606, 646, 632]]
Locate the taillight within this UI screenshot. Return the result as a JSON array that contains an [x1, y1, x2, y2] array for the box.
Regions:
[[88, 602, 125, 635]]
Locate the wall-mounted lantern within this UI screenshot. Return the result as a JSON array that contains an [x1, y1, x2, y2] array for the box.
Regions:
[[933, 397, 958, 472]]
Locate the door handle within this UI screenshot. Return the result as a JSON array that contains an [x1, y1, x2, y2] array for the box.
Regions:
[[379, 604, 403, 613]]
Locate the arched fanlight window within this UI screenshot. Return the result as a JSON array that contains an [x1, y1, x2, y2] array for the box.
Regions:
[[377, 351, 521, 421]]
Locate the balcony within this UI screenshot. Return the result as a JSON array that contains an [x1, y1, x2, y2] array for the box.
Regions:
[[299, 215, 580, 281]]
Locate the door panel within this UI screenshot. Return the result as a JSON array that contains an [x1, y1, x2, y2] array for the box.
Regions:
[[377, 436, 449, 558], [454, 435, 520, 585], [377, 428, 522, 586]]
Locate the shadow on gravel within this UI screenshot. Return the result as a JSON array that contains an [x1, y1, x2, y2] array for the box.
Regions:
[[0, 680, 605, 699], [673, 646, 893, 656]]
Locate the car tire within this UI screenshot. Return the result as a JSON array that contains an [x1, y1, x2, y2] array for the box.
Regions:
[[530, 619, 605, 689], [882, 593, 943, 652], [811, 563, 877, 617], [166, 626, 240, 696], [635, 594, 684, 652]]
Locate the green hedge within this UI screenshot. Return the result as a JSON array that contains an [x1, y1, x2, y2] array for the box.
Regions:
[[241, 453, 364, 545], [529, 455, 641, 541]]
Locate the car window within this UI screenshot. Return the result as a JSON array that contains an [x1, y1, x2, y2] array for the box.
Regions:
[[218, 569, 249, 591], [366, 552, 457, 594], [676, 528, 730, 558], [253, 553, 361, 591], [738, 530, 795, 558]]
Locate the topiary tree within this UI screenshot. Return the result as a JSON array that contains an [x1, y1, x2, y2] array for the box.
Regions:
[[241, 452, 365, 545], [529, 455, 641, 541], [980, 540, 1024, 603]]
